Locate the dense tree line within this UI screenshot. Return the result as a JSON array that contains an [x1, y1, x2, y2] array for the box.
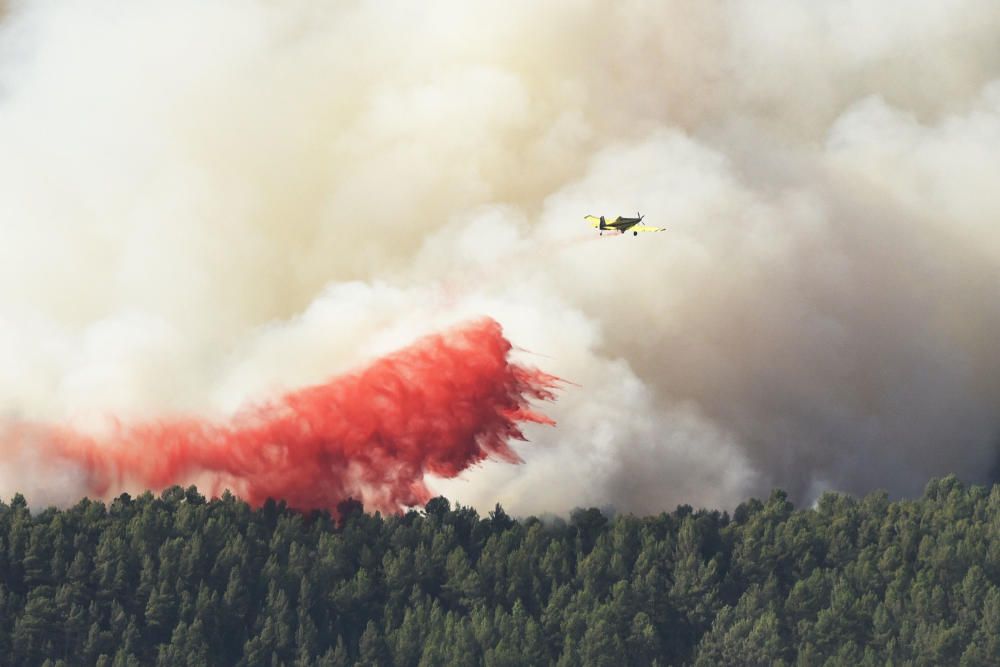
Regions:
[[1, 475, 999, 665]]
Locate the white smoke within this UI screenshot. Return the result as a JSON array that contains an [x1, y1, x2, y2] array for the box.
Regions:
[[1, 0, 999, 514]]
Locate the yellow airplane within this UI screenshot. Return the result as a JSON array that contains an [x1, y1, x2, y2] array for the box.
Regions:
[[585, 212, 665, 236]]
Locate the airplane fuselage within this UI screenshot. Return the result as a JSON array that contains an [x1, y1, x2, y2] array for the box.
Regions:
[[585, 214, 664, 236], [606, 216, 642, 231]]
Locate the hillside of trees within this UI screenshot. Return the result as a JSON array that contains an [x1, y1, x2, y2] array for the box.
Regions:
[[1, 476, 999, 665]]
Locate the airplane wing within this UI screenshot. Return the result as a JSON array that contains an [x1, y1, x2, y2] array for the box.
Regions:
[[630, 224, 666, 233]]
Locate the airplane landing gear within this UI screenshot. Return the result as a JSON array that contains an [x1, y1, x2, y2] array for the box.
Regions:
[[633, 231, 638, 236]]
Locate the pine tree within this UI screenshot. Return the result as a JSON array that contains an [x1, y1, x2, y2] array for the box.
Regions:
[[358, 620, 390, 667]]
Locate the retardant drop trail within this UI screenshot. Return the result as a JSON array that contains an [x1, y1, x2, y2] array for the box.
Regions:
[[41, 318, 561, 514]]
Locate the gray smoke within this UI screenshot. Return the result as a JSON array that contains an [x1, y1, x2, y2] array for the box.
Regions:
[[1, 1, 999, 513]]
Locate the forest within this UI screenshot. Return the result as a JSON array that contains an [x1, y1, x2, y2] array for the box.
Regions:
[[1, 475, 999, 666]]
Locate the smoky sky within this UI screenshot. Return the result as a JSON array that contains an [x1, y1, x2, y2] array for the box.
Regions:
[[1, 1, 999, 513]]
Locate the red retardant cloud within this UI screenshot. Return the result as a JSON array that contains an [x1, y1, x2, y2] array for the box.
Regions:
[[44, 318, 560, 513]]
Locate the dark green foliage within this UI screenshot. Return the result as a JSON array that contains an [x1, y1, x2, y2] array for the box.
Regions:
[[2, 475, 1000, 664]]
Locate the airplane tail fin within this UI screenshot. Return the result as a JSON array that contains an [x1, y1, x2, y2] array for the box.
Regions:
[[600, 216, 606, 230]]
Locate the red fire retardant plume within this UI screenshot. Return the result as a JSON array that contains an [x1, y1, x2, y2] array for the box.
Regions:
[[47, 318, 561, 513]]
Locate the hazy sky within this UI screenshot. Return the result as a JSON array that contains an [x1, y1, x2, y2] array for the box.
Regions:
[[1, 1, 999, 514]]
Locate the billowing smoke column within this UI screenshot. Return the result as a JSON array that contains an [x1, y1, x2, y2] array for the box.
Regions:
[[2, 2, 1000, 514], [35, 319, 559, 513]]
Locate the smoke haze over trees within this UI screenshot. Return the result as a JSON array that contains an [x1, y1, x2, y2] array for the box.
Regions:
[[1, 3, 1000, 512]]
